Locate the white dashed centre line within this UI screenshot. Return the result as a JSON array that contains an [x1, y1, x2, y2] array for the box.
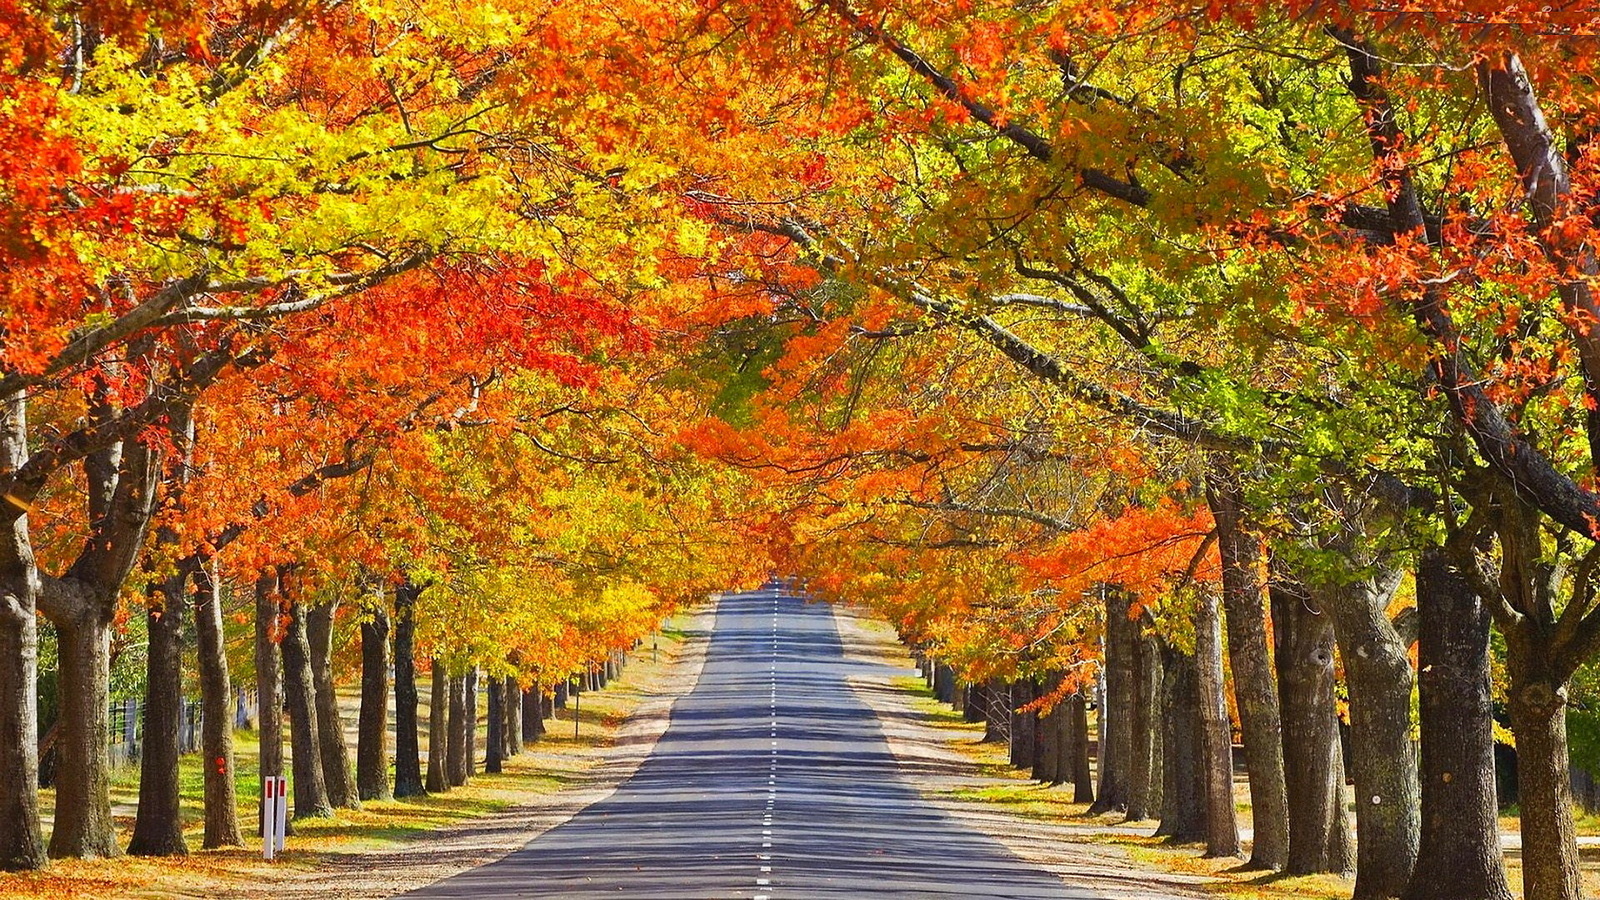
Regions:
[[758, 598, 781, 898]]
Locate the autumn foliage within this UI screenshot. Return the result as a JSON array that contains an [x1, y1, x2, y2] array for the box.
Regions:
[[10, 3, 1600, 900]]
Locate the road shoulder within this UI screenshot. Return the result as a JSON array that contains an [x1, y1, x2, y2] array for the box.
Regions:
[[252, 603, 719, 900], [829, 602, 1214, 900]]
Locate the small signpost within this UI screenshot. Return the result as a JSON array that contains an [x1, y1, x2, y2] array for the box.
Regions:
[[262, 775, 287, 860]]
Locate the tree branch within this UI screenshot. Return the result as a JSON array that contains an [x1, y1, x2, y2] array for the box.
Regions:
[[888, 497, 1081, 532], [1339, 28, 1600, 538]]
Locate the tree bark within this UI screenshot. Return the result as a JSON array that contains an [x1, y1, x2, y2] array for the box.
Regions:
[[280, 595, 331, 819], [1322, 570, 1420, 900], [446, 672, 468, 787], [1156, 645, 1204, 843], [464, 668, 478, 777], [0, 392, 44, 871], [193, 562, 242, 848], [1402, 546, 1511, 900], [1195, 587, 1241, 858], [982, 678, 1009, 743], [932, 663, 951, 704], [357, 606, 392, 802], [503, 675, 521, 758], [1507, 672, 1581, 900], [523, 682, 545, 743], [485, 678, 503, 774], [1030, 679, 1045, 768], [1034, 674, 1061, 784], [49, 610, 119, 858], [1068, 692, 1094, 803], [426, 662, 449, 794], [1271, 575, 1352, 876], [391, 581, 424, 798], [254, 571, 286, 828], [127, 576, 187, 856], [1126, 627, 1162, 822], [1009, 679, 1035, 769], [1206, 458, 1289, 870], [1091, 587, 1135, 814], [0, 583, 44, 869], [307, 602, 358, 810]]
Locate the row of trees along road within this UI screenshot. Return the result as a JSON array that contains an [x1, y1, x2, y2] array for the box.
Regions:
[[664, 5, 1600, 900], [10, 3, 1600, 900], [0, 0, 777, 873]]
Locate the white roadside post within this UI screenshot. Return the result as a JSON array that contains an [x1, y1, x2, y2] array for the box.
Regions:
[[274, 775, 288, 853], [262, 775, 288, 859], [262, 778, 276, 860]]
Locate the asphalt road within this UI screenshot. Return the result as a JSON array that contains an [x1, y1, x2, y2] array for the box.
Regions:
[[404, 589, 1099, 899]]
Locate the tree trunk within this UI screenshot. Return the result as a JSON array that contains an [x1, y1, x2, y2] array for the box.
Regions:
[[1207, 458, 1290, 870], [42, 406, 160, 860], [128, 577, 187, 856], [446, 673, 468, 787], [0, 585, 44, 869], [523, 682, 545, 743], [1494, 481, 1583, 900], [1496, 595, 1581, 900], [193, 563, 242, 848], [1046, 688, 1071, 784], [964, 682, 984, 723], [1324, 571, 1420, 900], [1157, 646, 1204, 843], [49, 612, 119, 858], [1068, 692, 1094, 803], [1091, 587, 1135, 814], [0, 394, 45, 871], [392, 582, 424, 798], [1402, 546, 1511, 900], [982, 678, 1008, 743], [254, 571, 286, 828], [1507, 673, 1581, 900], [1030, 679, 1045, 768], [1034, 675, 1061, 784], [485, 678, 504, 774], [307, 602, 358, 810], [426, 662, 449, 794], [280, 596, 331, 819], [1126, 628, 1163, 822], [503, 676, 521, 758], [1195, 587, 1241, 858], [1009, 679, 1034, 769], [1271, 576, 1352, 876], [553, 680, 568, 709], [357, 607, 392, 802], [464, 668, 478, 777]]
